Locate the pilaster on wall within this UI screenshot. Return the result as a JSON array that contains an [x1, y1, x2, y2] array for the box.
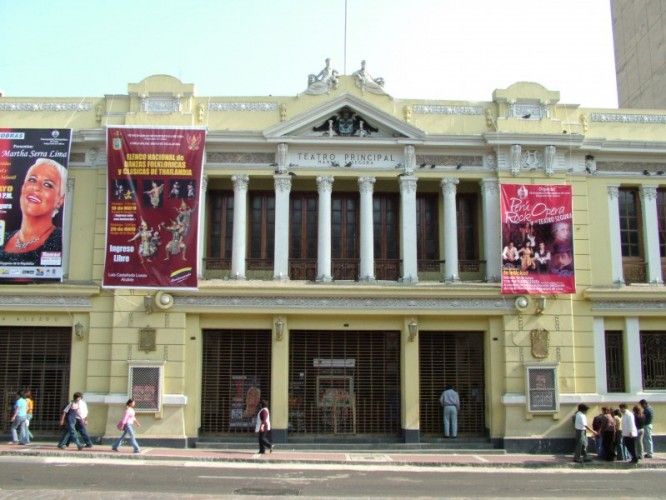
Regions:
[[100, 289, 188, 440], [401, 317, 420, 441], [271, 316, 290, 440]]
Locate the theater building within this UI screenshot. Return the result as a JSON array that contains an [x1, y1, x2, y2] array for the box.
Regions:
[[0, 64, 665, 451]]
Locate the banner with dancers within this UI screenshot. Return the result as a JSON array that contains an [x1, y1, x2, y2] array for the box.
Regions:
[[500, 184, 575, 295], [103, 127, 205, 289], [0, 128, 72, 282]]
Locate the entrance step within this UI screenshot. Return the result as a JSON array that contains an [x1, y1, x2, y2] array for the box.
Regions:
[[195, 437, 504, 454]]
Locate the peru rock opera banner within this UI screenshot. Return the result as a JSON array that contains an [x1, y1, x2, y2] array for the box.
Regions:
[[500, 184, 575, 295], [0, 128, 72, 282], [103, 127, 205, 289]]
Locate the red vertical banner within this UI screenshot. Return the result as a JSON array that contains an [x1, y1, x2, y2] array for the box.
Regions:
[[103, 127, 205, 289], [500, 184, 575, 295]]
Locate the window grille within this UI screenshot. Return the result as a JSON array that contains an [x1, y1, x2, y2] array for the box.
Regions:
[[640, 331, 666, 389], [419, 331, 485, 435], [288, 330, 400, 435], [201, 330, 272, 434], [0, 327, 71, 433], [128, 363, 163, 412], [605, 331, 625, 392]]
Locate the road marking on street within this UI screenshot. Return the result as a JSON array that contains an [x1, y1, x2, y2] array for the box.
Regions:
[[345, 453, 393, 462], [474, 455, 489, 462]]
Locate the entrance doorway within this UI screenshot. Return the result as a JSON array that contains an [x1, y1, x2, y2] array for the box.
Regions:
[[200, 329, 272, 434], [0, 327, 71, 433], [419, 331, 485, 436], [289, 330, 400, 436]]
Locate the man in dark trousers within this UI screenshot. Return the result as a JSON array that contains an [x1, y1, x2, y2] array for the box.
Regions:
[[255, 399, 273, 454]]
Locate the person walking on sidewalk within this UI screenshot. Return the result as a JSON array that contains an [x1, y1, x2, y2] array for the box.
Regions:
[[255, 399, 273, 454], [620, 403, 639, 463], [9, 390, 28, 445], [439, 385, 460, 438], [640, 399, 654, 458], [112, 398, 141, 453], [573, 403, 596, 463], [23, 389, 34, 444], [64, 392, 93, 448], [57, 392, 85, 450]]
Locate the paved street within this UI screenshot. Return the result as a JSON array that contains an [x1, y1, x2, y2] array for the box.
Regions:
[[1, 444, 666, 498]]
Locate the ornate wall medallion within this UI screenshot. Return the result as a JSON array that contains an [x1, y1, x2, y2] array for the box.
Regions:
[[530, 328, 549, 359]]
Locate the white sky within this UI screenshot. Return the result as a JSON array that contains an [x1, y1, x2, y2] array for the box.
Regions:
[[0, 0, 618, 107]]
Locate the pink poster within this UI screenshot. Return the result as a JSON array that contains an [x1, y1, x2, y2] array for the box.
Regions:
[[500, 184, 575, 295]]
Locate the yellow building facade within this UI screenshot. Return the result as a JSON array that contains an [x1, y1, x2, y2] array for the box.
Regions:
[[1, 68, 664, 452]]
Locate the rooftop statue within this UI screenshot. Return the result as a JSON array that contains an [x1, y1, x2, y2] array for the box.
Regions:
[[304, 58, 339, 95], [352, 60, 387, 95]]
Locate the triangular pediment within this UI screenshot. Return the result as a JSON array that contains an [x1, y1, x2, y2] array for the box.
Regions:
[[264, 94, 425, 140]]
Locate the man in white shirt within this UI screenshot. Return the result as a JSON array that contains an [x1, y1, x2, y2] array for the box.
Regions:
[[439, 385, 460, 438], [63, 392, 93, 448], [620, 403, 639, 463], [573, 403, 596, 463]]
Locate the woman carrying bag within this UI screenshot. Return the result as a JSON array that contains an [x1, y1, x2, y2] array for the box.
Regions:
[[112, 399, 141, 454]]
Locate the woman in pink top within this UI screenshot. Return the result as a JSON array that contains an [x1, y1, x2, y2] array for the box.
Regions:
[[112, 398, 141, 453]]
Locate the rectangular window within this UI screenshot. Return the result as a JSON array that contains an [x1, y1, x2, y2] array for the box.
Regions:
[[525, 365, 559, 413], [206, 190, 233, 267], [619, 188, 642, 257], [416, 194, 439, 271], [373, 194, 399, 280], [331, 194, 359, 279], [619, 187, 645, 283], [289, 192, 318, 280], [604, 330, 625, 393], [128, 362, 163, 412], [640, 331, 666, 389], [457, 193, 479, 271], [248, 192, 275, 269]]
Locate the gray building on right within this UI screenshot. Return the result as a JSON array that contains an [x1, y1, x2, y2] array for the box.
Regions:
[[611, 0, 666, 108]]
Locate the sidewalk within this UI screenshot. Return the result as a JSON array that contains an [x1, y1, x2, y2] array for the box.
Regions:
[[2, 442, 665, 469]]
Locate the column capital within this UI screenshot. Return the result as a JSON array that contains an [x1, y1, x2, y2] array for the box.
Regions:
[[201, 175, 208, 190], [639, 185, 657, 201], [607, 185, 619, 200], [231, 174, 249, 190], [316, 176, 334, 193], [399, 176, 418, 194], [440, 177, 459, 195], [358, 176, 376, 193], [480, 178, 499, 195], [274, 175, 292, 193], [66, 177, 75, 193]]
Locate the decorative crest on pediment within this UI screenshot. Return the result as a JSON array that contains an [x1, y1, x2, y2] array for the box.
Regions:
[[312, 106, 379, 137]]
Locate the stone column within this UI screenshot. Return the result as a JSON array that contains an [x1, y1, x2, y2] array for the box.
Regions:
[[480, 179, 501, 282], [316, 176, 334, 282], [230, 175, 249, 280], [441, 178, 459, 282], [639, 185, 663, 284], [607, 186, 624, 284], [358, 176, 376, 281], [273, 175, 292, 280], [399, 176, 418, 283], [196, 175, 207, 278]]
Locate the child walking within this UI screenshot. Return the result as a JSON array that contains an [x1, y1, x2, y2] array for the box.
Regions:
[[112, 398, 141, 453]]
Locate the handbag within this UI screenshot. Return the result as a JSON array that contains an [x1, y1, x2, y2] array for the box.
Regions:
[[116, 419, 125, 431]]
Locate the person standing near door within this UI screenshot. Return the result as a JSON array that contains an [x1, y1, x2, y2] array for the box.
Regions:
[[439, 385, 460, 438], [255, 399, 273, 454]]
